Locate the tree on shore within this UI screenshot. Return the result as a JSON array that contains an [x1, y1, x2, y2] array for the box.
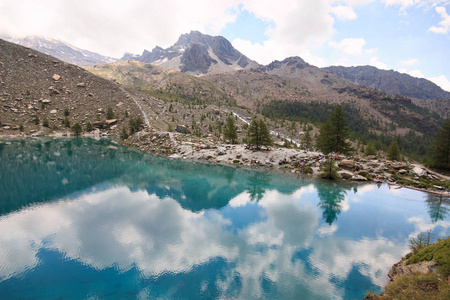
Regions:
[[365, 141, 377, 156], [301, 127, 312, 150], [316, 105, 352, 179], [429, 119, 450, 169], [248, 119, 272, 149], [71, 123, 82, 136], [387, 140, 401, 161], [223, 115, 238, 143]]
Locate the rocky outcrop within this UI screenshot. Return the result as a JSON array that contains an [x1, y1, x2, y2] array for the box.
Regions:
[[388, 260, 438, 280]]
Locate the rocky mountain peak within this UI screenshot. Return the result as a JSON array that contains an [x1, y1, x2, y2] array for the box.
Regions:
[[121, 31, 260, 76]]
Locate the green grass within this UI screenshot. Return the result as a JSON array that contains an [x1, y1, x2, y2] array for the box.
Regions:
[[406, 237, 450, 278], [376, 273, 450, 300]]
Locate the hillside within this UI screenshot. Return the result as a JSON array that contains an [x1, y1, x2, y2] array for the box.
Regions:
[[0, 38, 143, 135], [324, 65, 450, 101], [205, 58, 440, 134], [121, 31, 260, 76], [87, 60, 236, 106]]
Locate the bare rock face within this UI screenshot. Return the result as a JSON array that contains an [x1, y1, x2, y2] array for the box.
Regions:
[[388, 260, 438, 281]]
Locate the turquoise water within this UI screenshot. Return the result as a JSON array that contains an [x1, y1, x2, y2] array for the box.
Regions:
[[0, 138, 449, 299]]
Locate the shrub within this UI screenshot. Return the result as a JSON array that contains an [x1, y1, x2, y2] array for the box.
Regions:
[[42, 117, 49, 127], [106, 107, 115, 119], [85, 122, 93, 132]]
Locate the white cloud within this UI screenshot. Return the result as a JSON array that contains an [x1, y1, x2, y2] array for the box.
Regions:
[[429, 75, 450, 91], [331, 5, 358, 20], [382, 0, 414, 9], [369, 56, 389, 69], [400, 58, 418, 65], [229, 0, 334, 64], [329, 38, 367, 55], [408, 69, 425, 78], [429, 6, 450, 34], [0, 0, 241, 58]]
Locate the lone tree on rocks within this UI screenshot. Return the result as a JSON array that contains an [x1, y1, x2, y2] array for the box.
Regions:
[[248, 119, 272, 149], [316, 105, 353, 179], [223, 115, 238, 143]]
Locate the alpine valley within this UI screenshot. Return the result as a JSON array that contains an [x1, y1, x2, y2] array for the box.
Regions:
[[1, 31, 450, 162]]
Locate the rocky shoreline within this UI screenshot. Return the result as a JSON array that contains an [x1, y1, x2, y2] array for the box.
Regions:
[[123, 129, 450, 196], [2, 128, 450, 196]]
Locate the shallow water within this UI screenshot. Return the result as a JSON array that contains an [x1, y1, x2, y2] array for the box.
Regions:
[[0, 138, 449, 299]]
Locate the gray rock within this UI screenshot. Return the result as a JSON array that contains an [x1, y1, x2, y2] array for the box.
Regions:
[[411, 166, 427, 177], [339, 159, 355, 169], [352, 175, 368, 181], [176, 125, 190, 134], [388, 260, 438, 281], [77, 82, 86, 87]]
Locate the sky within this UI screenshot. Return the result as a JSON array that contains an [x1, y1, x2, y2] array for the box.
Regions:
[[0, 0, 449, 91]]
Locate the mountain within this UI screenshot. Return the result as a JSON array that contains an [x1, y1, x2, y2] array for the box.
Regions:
[[121, 31, 260, 76], [323, 65, 450, 100], [204, 57, 442, 137], [2, 35, 117, 66], [87, 60, 236, 106], [0, 38, 143, 135]]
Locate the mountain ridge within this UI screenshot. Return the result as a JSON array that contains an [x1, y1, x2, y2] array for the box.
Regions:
[[323, 65, 450, 100], [1, 35, 117, 66]]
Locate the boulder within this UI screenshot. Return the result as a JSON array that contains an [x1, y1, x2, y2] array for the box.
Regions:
[[352, 175, 368, 181], [52, 74, 61, 81], [339, 159, 355, 169], [411, 166, 427, 177], [77, 82, 86, 88], [105, 119, 117, 125], [176, 125, 190, 134]]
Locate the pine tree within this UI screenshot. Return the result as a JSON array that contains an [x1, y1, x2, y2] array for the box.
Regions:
[[106, 107, 115, 120], [429, 119, 450, 169], [316, 105, 352, 155], [248, 119, 272, 149], [71, 123, 82, 136], [365, 141, 377, 156], [301, 127, 312, 150], [42, 117, 49, 127], [120, 127, 129, 140], [85, 122, 93, 132], [223, 115, 238, 143], [387, 140, 401, 161], [63, 117, 70, 128], [316, 105, 352, 179]]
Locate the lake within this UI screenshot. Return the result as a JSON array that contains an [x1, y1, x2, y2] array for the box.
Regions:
[[0, 138, 449, 299]]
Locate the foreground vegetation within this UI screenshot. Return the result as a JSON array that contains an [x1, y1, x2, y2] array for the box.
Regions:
[[366, 236, 450, 299]]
